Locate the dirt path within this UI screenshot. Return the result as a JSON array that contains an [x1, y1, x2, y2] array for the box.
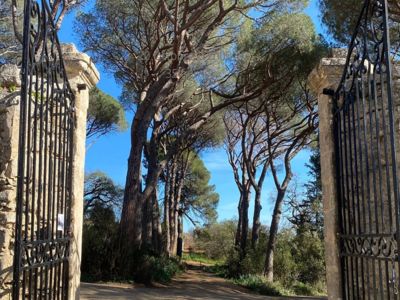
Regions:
[[80, 264, 327, 300]]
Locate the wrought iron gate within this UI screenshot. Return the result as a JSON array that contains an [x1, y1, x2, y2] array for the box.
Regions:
[[333, 0, 400, 298], [12, 0, 75, 299]]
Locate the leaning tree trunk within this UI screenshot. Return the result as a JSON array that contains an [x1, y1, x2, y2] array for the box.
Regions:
[[251, 189, 262, 248], [264, 189, 286, 282], [120, 98, 157, 261], [120, 75, 177, 259]]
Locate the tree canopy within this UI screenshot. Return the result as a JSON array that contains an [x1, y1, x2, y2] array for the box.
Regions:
[[87, 87, 128, 139]]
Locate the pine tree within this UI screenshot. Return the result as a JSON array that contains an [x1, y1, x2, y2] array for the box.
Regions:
[[289, 142, 323, 238]]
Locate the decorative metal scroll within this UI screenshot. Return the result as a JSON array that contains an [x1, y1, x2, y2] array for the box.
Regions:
[[333, 0, 400, 298], [12, 0, 75, 299]]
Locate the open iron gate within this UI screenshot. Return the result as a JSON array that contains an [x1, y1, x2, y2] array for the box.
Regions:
[[12, 0, 75, 299], [333, 0, 400, 298]]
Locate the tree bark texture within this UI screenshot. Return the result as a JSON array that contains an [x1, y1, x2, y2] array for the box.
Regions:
[[264, 189, 286, 282]]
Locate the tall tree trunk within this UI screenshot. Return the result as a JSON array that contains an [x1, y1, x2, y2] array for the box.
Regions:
[[120, 75, 177, 259], [171, 166, 185, 256], [163, 167, 171, 256], [240, 190, 250, 258], [264, 189, 286, 282], [177, 212, 183, 258], [142, 195, 153, 249], [120, 104, 154, 253], [152, 188, 162, 254], [251, 189, 262, 248], [168, 161, 177, 255], [235, 194, 243, 247]]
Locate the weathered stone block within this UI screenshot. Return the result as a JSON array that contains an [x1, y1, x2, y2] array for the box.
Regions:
[[0, 64, 20, 88]]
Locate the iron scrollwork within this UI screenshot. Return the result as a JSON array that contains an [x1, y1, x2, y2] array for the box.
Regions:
[[12, 0, 75, 299], [333, 0, 400, 298]]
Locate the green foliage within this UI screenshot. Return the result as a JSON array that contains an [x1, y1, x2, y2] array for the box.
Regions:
[[81, 202, 119, 281], [233, 274, 326, 297], [234, 11, 328, 94], [133, 255, 183, 284], [198, 220, 326, 296], [273, 230, 299, 283], [233, 275, 290, 296], [239, 228, 269, 275], [318, 0, 362, 44], [84, 171, 124, 215], [203, 264, 230, 278], [318, 0, 400, 45], [292, 282, 324, 296], [87, 87, 127, 139], [288, 145, 323, 236], [182, 252, 223, 265], [82, 203, 182, 284], [193, 220, 237, 260], [292, 231, 326, 285], [181, 153, 220, 225], [273, 229, 325, 287]]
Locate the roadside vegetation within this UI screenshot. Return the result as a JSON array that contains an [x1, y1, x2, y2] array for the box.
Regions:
[[187, 147, 326, 297]]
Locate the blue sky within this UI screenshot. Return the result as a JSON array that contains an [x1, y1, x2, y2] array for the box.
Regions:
[[58, 0, 325, 228]]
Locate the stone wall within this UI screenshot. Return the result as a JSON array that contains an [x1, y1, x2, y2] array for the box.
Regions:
[[0, 64, 20, 299]]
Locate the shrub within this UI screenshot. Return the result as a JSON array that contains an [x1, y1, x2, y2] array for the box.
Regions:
[[292, 282, 314, 296], [204, 264, 230, 278], [81, 203, 119, 282], [292, 230, 325, 285], [133, 255, 183, 284], [193, 220, 237, 260], [233, 275, 291, 296], [274, 230, 299, 284]]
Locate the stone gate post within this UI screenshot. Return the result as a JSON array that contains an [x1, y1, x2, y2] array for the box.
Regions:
[[62, 44, 100, 300], [308, 49, 347, 300], [0, 44, 98, 300], [0, 65, 21, 300]]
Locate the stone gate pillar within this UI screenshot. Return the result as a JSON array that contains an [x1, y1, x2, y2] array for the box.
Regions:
[[0, 65, 21, 300], [308, 49, 347, 300], [62, 44, 100, 300], [0, 44, 99, 300]]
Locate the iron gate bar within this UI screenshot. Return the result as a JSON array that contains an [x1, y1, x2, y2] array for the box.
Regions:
[[333, 0, 400, 298], [12, 0, 75, 299]]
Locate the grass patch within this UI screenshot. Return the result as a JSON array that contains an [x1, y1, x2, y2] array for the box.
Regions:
[[231, 274, 326, 297], [203, 264, 230, 278], [182, 252, 223, 265], [233, 275, 291, 296]]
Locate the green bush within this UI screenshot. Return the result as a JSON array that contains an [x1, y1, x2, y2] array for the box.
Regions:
[[292, 282, 317, 296], [292, 231, 325, 285], [274, 230, 299, 284], [204, 264, 230, 278], [81, 203, 119, 282], [133, 255, 183, 284], [233, 275, 291, 296]]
